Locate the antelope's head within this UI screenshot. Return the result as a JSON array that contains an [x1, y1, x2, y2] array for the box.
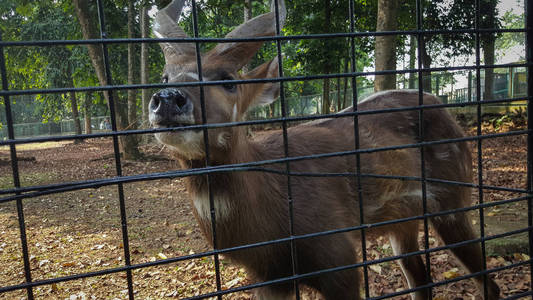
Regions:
[[149, 0, 286, 161]]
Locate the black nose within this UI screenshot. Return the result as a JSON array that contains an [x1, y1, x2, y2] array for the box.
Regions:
[[149, 88, 191, 125], [151, 88, 188, 112]]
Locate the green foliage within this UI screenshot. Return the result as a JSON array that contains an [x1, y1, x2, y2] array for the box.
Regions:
[[3, 0, 92, 122], [496, 10, 525, 56], [2, 0, 523, 128], [489, 107, 527, 130]]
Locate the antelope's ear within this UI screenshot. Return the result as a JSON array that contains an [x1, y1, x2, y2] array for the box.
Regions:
[[207, 0, 286, 72], [242, 57, 280, 112]]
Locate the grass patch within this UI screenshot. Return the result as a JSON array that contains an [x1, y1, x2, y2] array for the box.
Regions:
[[0, 172, 57, 189], [486, 233, 530, 256], [0, 141, 72, 152]]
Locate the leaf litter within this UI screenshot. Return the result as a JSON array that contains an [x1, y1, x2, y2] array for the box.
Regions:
[[0, 120, 530, 299]]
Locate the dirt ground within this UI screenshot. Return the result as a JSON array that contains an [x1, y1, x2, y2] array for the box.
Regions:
[[0, 119, 530, 300]]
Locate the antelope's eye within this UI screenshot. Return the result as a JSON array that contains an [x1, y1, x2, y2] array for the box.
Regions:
[[162, 75, 169, 83], [221, 76, 236, 92]]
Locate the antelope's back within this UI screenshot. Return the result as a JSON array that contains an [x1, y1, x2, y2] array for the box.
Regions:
[[251, 90, 472, 233]]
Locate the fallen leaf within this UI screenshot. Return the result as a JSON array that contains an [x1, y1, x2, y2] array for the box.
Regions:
[[62, 262, 76, 267], [92, 244, 105, 250], [369, 264, 382, 274], [225, 277, 243, 288], [39, 259, 50, 268], [513, 253, 530, 261], [443, 267, 460, 279]]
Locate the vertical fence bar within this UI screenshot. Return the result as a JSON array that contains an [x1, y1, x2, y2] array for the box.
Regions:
[[348, 1, 370, 298], [0, 32, 34, 300], [415, 0, 433, 297], [525, 0, 533, 293], [94, 0, 134, 298], [272, 0, 301, 297], [474, 0, 489, 298], [190, 1, 223, 298]]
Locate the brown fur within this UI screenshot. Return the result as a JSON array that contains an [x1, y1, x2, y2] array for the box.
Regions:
[[150, 2, 499, 298], [169, 91, 500, 300]]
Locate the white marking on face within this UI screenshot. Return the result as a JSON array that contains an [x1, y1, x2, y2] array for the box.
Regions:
[[231, 103, 238, 122], [169, 72, 205, 82], [155, 130, 205, 160], [193, 193, 232, 221]]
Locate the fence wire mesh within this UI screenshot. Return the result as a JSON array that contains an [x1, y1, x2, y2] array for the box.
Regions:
[[0, 0, 532, 299]]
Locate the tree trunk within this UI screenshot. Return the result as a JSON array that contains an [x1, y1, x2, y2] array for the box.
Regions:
[[67, 64, 82, 142], [408, 35, 416, 89], [481, 0, 497, 101], [73, 0, 140, 159], [69, 91, 82, 139], [322, 0, 332, 114], [342, 60, 349, 108], [322, 78, 330, 114], [374, 0, 398, 92], [244, 0, 252, 20], [483, 38, 495, 100], [127, 0, 138, 130], [84, 93, 92, 134], [140, 4, 150, 128], [420, 36, 432, 93], [125, 0, 141, 159]]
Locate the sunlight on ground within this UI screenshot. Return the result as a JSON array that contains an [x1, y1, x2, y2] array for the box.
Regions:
[[0, 141, 72, 152]]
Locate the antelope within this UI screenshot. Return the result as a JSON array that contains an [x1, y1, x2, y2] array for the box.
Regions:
[[149, 1, 500, 299]]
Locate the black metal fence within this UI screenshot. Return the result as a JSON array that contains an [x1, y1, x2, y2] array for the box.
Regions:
[[0, 0, 532, 299]]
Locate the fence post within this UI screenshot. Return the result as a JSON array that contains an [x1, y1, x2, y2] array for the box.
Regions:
[[0, 31, 34, 300], [526, 0, 533, 292]]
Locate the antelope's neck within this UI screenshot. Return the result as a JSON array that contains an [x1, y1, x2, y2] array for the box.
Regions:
[[180, 133, 272, 215]]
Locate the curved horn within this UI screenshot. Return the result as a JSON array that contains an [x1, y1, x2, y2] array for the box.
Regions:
[[270, 0, 287, 30], [153, 0, 196, 61], [208, 0, 286, 71]]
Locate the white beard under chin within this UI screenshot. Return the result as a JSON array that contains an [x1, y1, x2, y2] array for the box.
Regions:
[[155, 130, 205, 160]]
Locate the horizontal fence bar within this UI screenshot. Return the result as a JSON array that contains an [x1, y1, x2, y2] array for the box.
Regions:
[[0, 62, 529, 97], [503, 290, 533, 300], [0, 27, 526, 48], [0, 191, 528, 275], [1, 219, 530, 295], [0, 129, 529, 203], [183, 258, 533, 300], [1, 95, 530, 147], [0, 166, 527, 198]]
